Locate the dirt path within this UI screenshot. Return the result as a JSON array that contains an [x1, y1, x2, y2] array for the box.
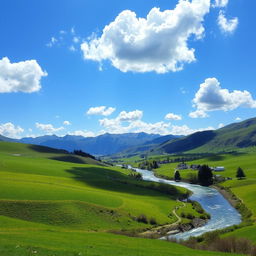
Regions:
[[172, 200, 186, 225], [139, 200, 185, 238]]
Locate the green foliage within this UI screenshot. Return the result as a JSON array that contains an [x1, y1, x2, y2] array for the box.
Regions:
[[138, 160, 159, 170], [236, 167, 246, 179], [198, 165, 213, 186], [174, 170, 181, 181]]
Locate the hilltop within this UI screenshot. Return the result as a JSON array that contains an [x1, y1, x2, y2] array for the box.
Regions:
[[155, 117, 256, 154]]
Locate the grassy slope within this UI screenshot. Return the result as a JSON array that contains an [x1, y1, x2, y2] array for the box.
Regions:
[[0, 141, 236, 256], [153, 117, 256, 154]]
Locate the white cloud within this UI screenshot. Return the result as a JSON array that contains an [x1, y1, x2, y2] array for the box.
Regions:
[[165, 113, 182, 121], [218, 11, 238, 34], [117, 110, 143, 122], [170, 124, 214, 135], [68, 130, 96, 137], [81, 0, 210, 73], [35, 123, 64, 134], [0, 122, 24, 138], [46, 37, 58, 47], [63, 121, 71, 126], [99, 117, 171, 135], [189, 78, 256, 118], [73, 37, 79, 43], [235, 117, 241, 121], [218, 123, 224, 128], [99, 113, 214, 136], [0, 57, 47, 93], [87, 106, 116, 116], [212, 0, 228, 8], [189, 109, 209, 118]]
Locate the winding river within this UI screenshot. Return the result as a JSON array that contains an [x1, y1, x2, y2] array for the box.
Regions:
[[134, 168, 241, 240]]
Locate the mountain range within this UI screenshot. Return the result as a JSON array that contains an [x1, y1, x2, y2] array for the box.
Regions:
[[7, 132, 177, 156], [1, 117, 255, 156]]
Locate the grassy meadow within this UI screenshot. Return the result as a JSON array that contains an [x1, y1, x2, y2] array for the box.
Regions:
[[0, 141, 239, 256], [151, 150, 256, 243]]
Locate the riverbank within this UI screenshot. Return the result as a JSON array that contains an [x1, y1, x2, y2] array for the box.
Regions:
[[135, 167, 241, 240], [138, 200, 208, 239], [212, 184, 253, 225]]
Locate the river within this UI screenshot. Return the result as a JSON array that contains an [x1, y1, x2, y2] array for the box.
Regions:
[[134, 168, 241, 240]]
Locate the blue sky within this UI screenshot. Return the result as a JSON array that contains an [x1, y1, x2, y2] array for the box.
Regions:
[[0, 0, 255, 138]]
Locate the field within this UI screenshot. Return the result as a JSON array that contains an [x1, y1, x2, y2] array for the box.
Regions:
[[0, 141, 240, 256], [152, 151, 256, 242]]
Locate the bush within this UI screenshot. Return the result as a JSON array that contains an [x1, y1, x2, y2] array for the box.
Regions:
[[136, 214, 148, 224], [186, 213, 194, 219], [149, 217, 157, 225]]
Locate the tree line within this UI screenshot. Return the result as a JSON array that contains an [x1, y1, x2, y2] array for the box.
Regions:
[[174, 165, 246, 186]]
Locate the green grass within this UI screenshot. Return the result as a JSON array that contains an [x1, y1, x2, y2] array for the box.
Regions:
[[152, 151, 256, 243], [155, 151, 256, 180], [1, 141, 234, 255], [0, 229, 243, 256]]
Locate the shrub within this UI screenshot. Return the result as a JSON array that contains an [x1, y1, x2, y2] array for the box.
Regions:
[[149, 217, 157, 225], [136, 214, 148, 224]]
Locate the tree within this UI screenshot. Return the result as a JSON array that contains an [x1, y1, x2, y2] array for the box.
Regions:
[[174, 170, 181, 181], [198, 165, 213, 186], [152, 160, 159, 169], [236, 167, 246, 179]]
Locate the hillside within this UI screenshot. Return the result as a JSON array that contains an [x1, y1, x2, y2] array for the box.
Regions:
[[155, 117, 256, 154], [111, 134, 180, 158], [0, 141, 230, 256], [19, 132, 162, 155]]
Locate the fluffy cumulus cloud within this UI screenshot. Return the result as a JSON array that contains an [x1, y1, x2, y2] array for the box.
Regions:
[[0, 122, 24, 138], [165, 113, 182, 120], [117, 110, 143, 122], [212, 0, 228, 8], [189, 109, 209, 118], [35, 123, 64, 134], [68, 130, 96, 137], [87, 106, 116, 116], [99, 117, 172, 135], [81, 0, 210, 73], [189, 78, 256, 118], [98, 109, 214, 135], [218, 11, 238, 33], [171, 124, 214, 135], [0, 57, 47, 93]]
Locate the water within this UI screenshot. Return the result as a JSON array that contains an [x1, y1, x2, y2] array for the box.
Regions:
[[134, 168, 241, 240]]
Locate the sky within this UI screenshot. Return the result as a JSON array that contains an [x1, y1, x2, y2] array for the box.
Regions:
[[0, 0, 255, 138]]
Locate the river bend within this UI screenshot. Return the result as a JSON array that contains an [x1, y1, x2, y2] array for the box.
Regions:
[[135, 168, 241, 240]]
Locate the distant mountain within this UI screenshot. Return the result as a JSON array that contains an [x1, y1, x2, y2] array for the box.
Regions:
[[0, 135, 16, 142], [155, 117, 256, 154], [19, 132, 162, 155], [115, 134, 181, 157]]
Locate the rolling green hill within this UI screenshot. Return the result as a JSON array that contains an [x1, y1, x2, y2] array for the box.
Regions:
[[155, 117, 256, 154], [0, 141, 236, 256]]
